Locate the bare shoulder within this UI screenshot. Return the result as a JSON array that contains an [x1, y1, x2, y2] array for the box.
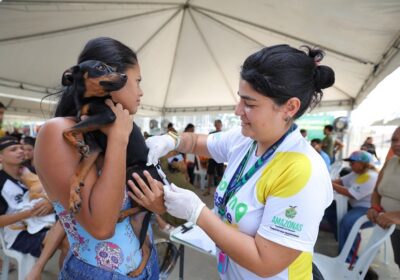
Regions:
[[38, 117, 76, 135], [34, 117, 81, 200], [36, 117, 78, 158]]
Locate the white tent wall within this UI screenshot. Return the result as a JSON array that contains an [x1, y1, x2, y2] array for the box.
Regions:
[[0, 0, 399, 118]]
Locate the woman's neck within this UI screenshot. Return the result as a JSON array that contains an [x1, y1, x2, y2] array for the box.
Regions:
[[256, 140, 275, 156], [3, 164, 22, 180], [256, 124, 292, 156]]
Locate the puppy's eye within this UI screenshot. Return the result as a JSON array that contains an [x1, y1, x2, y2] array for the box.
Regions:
[[96, 65, 105, 71]]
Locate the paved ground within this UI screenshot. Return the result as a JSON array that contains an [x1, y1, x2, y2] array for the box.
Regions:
[[4, 186, 400, 279]]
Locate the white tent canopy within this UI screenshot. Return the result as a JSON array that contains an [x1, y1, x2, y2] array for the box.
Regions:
[[0, 0, 399, 118]]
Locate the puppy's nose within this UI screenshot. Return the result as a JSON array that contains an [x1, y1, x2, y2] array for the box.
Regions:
[[120, 74, 127, 80]]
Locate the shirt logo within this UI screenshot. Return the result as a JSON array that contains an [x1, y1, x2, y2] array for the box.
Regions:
[[271, 216, 303, 233], [285, 206, 297, 219], [14, 193, 23, 204], [270, 205, 303, 236]]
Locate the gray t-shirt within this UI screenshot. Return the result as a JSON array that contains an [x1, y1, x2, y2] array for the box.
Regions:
[[378, 156, 400, 212]]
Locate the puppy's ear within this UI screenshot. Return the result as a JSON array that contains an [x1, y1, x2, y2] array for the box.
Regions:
[[61, 65, 80, 86]]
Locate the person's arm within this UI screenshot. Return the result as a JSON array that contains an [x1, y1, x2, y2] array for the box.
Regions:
[[332, 182, 353, 197], [35, 101, 133, 239], [373, 148, 379, 161], [334, 139, 344, 152], [367, 163, 386, 223], [0, 199, 54, 227], [0, 210, 32, 227], [147, 127, 241, 166], [376, 211, 400, 228], [175, 133, 210, 157], [197, 208, 300, 277], [331, 178, 353, 198], [332, 178, 343, 185], [162, 157, 319, 278], [160, 181, 300, 277]]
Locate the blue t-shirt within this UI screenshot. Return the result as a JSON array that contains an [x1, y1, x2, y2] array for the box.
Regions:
[[320, 150, 331, 171]]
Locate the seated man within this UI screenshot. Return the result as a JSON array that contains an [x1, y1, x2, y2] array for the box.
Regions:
[[324, 151, 377, 262], [0, 136, 68, 279]]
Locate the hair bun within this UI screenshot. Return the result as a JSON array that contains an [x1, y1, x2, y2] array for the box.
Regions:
[[314, 65, 335, 90]]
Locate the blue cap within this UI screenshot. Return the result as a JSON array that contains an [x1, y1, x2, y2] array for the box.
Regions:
[[343, 150, 372, 163]]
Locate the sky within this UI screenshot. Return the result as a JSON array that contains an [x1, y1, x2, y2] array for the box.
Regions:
[[351, 67, 400, 126]]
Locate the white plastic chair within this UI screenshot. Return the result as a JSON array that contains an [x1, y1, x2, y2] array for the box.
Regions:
[[333, 192, 348, 237], [313, 215, 395, 280], [193, 155, 207, 190], [329, 160, 343, 180], [0, 228, 37, 280], [383, 238, 393, 265]]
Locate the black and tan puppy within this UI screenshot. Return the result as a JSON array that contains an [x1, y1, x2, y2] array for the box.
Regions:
[[61, 60, 162, 276], [61, 60, 128, 213]]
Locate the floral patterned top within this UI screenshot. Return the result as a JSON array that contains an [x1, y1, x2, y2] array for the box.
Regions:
[[53, 192, 144, 275]]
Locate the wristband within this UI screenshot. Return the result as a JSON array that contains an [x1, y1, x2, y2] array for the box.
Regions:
[[371, 204, 384, 213], [167, 131, 181, 149]]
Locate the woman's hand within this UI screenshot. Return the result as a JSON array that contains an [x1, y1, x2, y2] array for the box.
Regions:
[[376, 212, 400, 229], [367, 208, 379, 223], [164, 183, 205, 224], [30, 200, 54, 217], [100, 99, 133, 143], [146, 134, 176, 165], [127, 171, 166, 214]]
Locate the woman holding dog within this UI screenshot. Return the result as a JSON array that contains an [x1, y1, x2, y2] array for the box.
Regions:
[[35, 38, 164, 279], [144, 45, 335, 279]]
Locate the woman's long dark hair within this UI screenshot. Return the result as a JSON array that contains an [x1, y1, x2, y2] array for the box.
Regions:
[[52, 37, 138, 117], [241, 44, 335, 119]]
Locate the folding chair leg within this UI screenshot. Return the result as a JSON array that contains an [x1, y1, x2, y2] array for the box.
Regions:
[[1, 256, 10, 280]]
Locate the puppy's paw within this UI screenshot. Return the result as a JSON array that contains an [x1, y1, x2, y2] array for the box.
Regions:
[[69, 182, 83, 213], [77, 141, 90, 157]]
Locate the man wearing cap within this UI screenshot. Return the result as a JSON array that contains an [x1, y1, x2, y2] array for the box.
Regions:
[[330, 150, 378, 261], [0, 136, 68, 279]]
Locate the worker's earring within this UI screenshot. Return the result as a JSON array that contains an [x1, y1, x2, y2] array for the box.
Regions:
[[284, 116, 291, 122]]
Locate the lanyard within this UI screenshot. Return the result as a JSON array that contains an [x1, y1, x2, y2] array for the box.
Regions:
[[218, 124, 297, 218]]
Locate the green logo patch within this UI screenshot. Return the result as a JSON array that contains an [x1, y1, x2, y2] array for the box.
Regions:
[[285, 206, 297, 219]]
